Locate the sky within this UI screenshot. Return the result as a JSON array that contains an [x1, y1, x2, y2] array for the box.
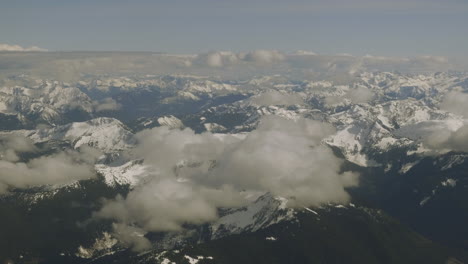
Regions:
[[1, 0, 468, 56]]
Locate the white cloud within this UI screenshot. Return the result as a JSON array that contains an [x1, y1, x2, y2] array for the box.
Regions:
[[111, 223, 152, 252], [194, 51, 239, 67], [424, 124, 468, 153], [205, 52, 224, 67], [397, 119, 468, 154], [325, 86, 374, 106], [0, 51, 461, 82], [0, 43, 47, 52], [291, 50, 317, 56], [241, 50, 285, 64], [93, 97, 122, 112], [206, 116, 358, 207], [193, 50, 285, 67], [440, 90, 468, 118], [0, 145, 100, 193], [0, 134, 37, 162], [346, 86, 375, 104], [95, 116, 358, 249]]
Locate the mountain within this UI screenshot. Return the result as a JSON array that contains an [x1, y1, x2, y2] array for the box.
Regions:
[[1, 71, 468, 264], [0, 79, 94, 127], [85, 204, 463, 264]]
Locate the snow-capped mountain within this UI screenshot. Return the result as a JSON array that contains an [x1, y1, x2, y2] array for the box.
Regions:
[[21, 117, 135, 153], [0, 80, 94, 127], [1, 71, 468, 264]]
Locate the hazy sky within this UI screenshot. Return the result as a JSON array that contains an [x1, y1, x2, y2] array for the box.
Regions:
[[1, 0, 468, 56]]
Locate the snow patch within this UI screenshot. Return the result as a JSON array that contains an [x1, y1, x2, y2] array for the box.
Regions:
[[303, 207, 319, 215], [76, 232, 117, 259], [210, 193, 294, 239], [441, 178, 457, 187], [399, 161, 420, 174], [158, 116, 184, 129]]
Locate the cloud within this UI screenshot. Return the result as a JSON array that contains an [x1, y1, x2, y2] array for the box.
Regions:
[[194, 50, 285, 67], [111, 223, 152, 252], [194, 51, 239, 67], [0, 134, 37, 162], [250, 90, 304, 106], [325, 86, 374, 106], [93, 97, 122, 112], [397, 119, 468, 154], [0, 43, 47, 52], [345, 86, 375, 104], [0, 51, 462, 82], [95, 116, 358, 249], [291, 50, 317, 56], [241, 50, 285, 64], [440, 90, 468, 118], [206, 116, 358, 207], [0, 145, 100, 193], [423, 124, 468, 153], [204, 52, 224, 67]]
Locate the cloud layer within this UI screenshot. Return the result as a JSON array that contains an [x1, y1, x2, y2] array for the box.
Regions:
[[0, 51, 461, 82]]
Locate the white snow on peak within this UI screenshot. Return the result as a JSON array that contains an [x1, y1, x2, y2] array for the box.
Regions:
[[25, 117, 135, 152], [210, 193, 294, 239], [441, 178, 457, 187], [158, 115, 184, 129], [95, 160, 150, 187], [0, 81, 93, 124], [399, 161, 420, 174], [303, 207, 319, 215], [204, 122, 227, 133], [160, 258, 175, 264], [184, 255, 213, 264]]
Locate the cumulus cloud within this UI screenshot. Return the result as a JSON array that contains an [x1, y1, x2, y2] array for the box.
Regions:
[[241, 50, 285, 64], [0, 43, 47, 52], [250, 90, 304, 106], [93, 97, 122, 112], [204, 52, 224, 67], [95, 116, 358, 249], [194, 51, 239, 67], [0, 145, 100, 193], [440, 90, 468, 118]]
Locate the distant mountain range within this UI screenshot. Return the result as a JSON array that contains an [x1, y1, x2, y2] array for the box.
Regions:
[[0, 70, 467, 264]]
